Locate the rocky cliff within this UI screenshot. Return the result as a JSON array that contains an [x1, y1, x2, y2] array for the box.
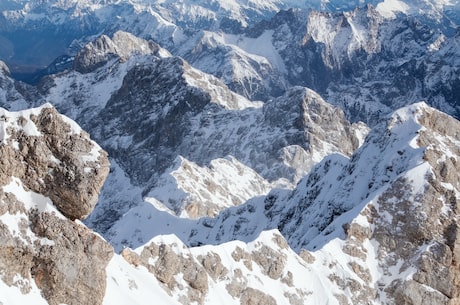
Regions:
[[0, 104, 112, 305]]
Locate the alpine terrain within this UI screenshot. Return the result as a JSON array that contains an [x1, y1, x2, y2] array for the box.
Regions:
[[0, 0, 459, 304]]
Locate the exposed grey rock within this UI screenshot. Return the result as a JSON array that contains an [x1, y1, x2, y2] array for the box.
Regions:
[[252, 245, 286, 280], [0, 216, 34, 294], [299, 249, 315, 264], [182, 255, 208, 294], [225, 268, 247, 298], [153, 244, 181, 286], [231, 246, 253, 270], [137, 241, 210, 304], [394, 280, 450, 305], [199, 252, 228, 281]]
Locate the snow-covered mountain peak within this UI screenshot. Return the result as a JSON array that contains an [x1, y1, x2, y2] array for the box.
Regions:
[[182, 60, 262, 110], [73, 30, 166, 73], [0, 1, 459, 303], [376, 0, 460, 21], [0, 61, 11, 76], [305, 6, 383, 67]]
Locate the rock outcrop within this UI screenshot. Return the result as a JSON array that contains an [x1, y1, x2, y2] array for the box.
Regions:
[[0, 104, 112, 305], [120, 231, 304, 305], [73, 31, 162, 74], [0, 104, 110, 220]]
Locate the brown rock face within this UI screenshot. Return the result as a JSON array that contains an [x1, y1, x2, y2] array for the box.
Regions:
[[137, 242, 210, 304], [0, 104, 113, 305], [240, 288, 277, 305], [368, 106, 460, 305], [0, 105, 110, 220], [30, 211, 114, 305]]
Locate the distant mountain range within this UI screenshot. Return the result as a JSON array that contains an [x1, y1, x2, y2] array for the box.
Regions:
[[0, 1, 459, 304]]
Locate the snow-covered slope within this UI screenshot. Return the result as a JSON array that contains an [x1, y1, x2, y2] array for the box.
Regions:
[[0, 2, 459, 304], [2, 99, 460, 305], [104, 102, 460, 304], [15, 32, 363, 229], [174, 5, 459, 123], [1, 0, 458, 124]]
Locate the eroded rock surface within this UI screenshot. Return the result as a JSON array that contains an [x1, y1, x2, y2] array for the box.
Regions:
[[121, 232, 303, 305], [0, 104, 112, 305], [0, 104, 109, 219]]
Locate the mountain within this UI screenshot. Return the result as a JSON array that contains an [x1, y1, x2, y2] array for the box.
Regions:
[[3, 0, 457, 125], [2, 98, 460, 305], [0, 1, 459, 304], [170, 5, 460, 123], [1, 0, 458, 91], [0, 104, 112, 305], [17, 31, 364, 231], [91, 100, 460, 305]]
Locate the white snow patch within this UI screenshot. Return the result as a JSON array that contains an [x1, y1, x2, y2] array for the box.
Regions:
[[376, 0, 410, 18], [0, 274, 48, 305], [81, 141, 103, 164], [104, 255, 182, 305], [428, 34, 446, 52], [3, 178, 65, 219], [183, 65, 262, 110], [0, 104, 53, 141], [223, 30, 287, 74]]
